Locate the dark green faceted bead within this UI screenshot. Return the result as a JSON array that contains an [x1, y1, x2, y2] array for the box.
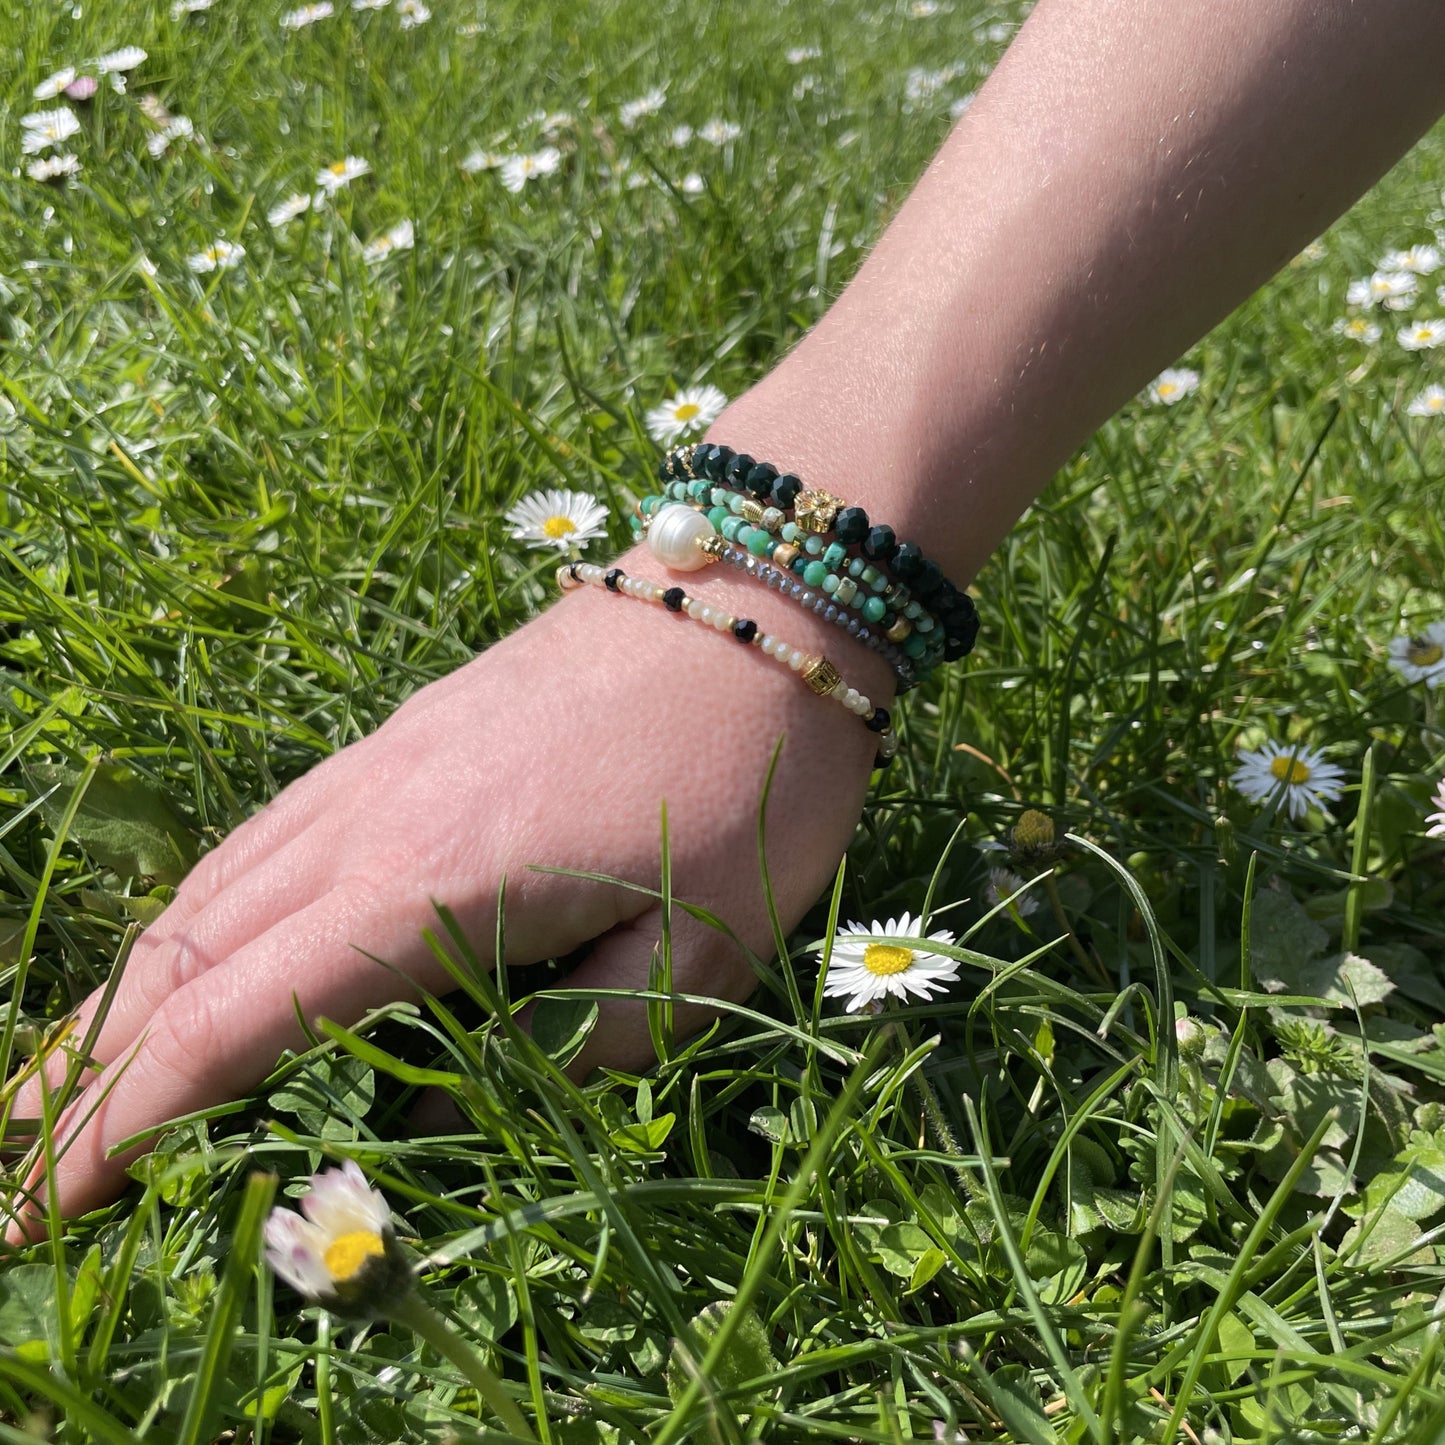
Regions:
[[862, 524, 897, 562], [724, 453, 755, 488], [834, 506, 868, 544], [772, 473, 802, 508], [891, 542, 923, 579]]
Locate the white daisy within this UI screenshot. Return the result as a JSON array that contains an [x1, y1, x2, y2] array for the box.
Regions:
[[145, 114, 195, 158], [679, 171, 705, 196], [619, 87, 666, 129], [398, 0, 431, 26], [504, 488, 609, 552], [362, 217, 414, 262], [1148, 367, 1200, 405], [263, 1160, 411, 1314], [669, 124, 695, 148], [499, 147, 560, 193], [785, 45, 821, 64], [644, 383, 728, 444], [949, 92, 977, 121], [1426, 778, 1445, 839], [904, 67, 949, 105], [21, 108, 82, 155], [1231, 741, 1345, 822], [1398, 319, 1445, 351], [1293, 240, 1327, 265], [1331, 316, 1381, 344], [818, 913, 961, 1012], [352, 0, 390, 8], [281, 2, 334, 26], [985, 868, 1040, 918], [26, 153, 81, 183], [1380, 244, 1442, 276], [316, 155, 371, 194], [187, 239, 245, 273], [1387, 622, 1445, 687], [1346, 271, 1418, 309], [910, 1, 940, 16], [267, 191, 312, 227], [93, 46, 148, 74], [699, 118, 741, 146], [34, 67, 77, 100], [171, 0, 216, 15], [1407, 385, 1445, 418], [460, 148, 504, 173]]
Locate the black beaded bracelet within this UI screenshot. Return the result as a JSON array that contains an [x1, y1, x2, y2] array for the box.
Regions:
[[665, 442, 980, 664]]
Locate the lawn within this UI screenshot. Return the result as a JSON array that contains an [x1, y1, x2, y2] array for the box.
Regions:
[[3, 0, 1445, 1440]]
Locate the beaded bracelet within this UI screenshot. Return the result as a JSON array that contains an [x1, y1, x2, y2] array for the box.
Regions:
[[637, 502, 921, 687], [556, 560, 899, 767], [661, 441, 980, 665]]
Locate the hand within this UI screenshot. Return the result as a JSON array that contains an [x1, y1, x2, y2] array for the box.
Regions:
[[5, 544, 890, 1238]]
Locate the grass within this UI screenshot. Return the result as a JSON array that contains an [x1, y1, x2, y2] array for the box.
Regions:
[[3, 0, 1445, 1440]]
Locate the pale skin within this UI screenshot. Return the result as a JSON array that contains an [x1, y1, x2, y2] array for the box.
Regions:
[[7, 0, 1445, 1240]]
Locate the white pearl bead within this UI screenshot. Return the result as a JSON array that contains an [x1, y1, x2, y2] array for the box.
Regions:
[[843, 688, 860, 709], [788, 649, 805, 670], [760, 635, 777, 655], [646, 505, 716, 571]]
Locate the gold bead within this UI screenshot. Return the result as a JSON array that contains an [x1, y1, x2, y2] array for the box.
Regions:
[[738, 498, 765, 524], [772, 543, 800, 569], [795, 488, 845, 535], [699, 534, 726, 560], [885, 616, 913, 643], [679, 442, 699, 476], [802, 656, 843, 697]]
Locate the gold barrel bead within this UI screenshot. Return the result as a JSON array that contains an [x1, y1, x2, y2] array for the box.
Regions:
[[885, 616, 913, 643], [802, 656, 843, 697], [772, 542, 800, 569], [738, 498, 766, 524]]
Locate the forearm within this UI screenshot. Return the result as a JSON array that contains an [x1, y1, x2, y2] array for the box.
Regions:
[[714, 0, 1445, 584]]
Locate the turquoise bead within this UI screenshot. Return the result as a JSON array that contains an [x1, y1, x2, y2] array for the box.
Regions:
[[707, 505, 729, 529], [642, 495, 663, 515], [915, 614, 935, 633], [821, 573, 840, 594], [728, 493, 750, 515], [823, 542, 847, 569], [629, 515, 643, 532], [737, 523, 757, 548], [904, 601, 922, 620], [721, 515, 746, 542], [848, 556, 867, 579], [805, 534, 825, 556], [747, 528, 772, 557], [862, 565, 885, 591], [711, 487, 730, 506], [863, 595, 886, 623], [781, 521, 800, 543], [904, 633, 929, 659], [688, 479, 710, 501], [804, 560, 828, 587]]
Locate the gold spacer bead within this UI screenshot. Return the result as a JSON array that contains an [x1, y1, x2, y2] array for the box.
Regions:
[[885, 616, 913, 643], [699, 534, 726, 560], [738, 498, 765, 524], [794, 488, 845, 535], [678, 443, 699, 477], [772, 542, 800, 569], [802, 656, 843, 697]]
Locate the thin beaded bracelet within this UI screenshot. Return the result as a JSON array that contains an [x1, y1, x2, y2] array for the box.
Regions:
[[662, 441, 980, 664], [556, 560, 899, 767], [636, 503, 920, 688]]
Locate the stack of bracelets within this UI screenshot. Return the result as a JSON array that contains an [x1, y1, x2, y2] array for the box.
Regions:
[[556, 441, 980, 771]]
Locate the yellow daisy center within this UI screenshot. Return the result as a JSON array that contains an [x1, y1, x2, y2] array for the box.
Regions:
[[542, 515, 576, 539], [1270, 755, 1311, 786], [1407, 638, 1444, 667], [863, 943, 916, 977], [1012, 808, 1056, 850], [1157, 382, 1177, 398], [673, 401, 701, 421], [322, 1229, 386, 1283], [329, 162, 350, 176]]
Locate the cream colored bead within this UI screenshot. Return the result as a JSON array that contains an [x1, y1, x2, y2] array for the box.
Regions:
[[646, 504, 717, 571]]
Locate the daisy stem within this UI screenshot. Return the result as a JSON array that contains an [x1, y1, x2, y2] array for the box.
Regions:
[[386, 1289, 536, 1440]]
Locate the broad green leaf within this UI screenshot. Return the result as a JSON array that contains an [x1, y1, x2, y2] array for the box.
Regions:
[[531, 996, 599, 1066], [0, 1264, 61, 1354], [1357, 1146, 1445, 1222], [1248, 886, 1327, 992]]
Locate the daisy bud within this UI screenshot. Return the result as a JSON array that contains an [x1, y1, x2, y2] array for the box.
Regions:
[[1175, 1016, 1206, 1059]]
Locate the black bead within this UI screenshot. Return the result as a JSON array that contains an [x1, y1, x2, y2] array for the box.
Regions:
[[744, 461, 778, 498], [834, 506, 869, 544], [943, 611, 980, 658], [663, 586, 685, 612], [862, 524, 897, 562], [604, 568, 624, 592], [724, 452, 755, 488], [703, 444, 732, 481], [865, 707, 891, 733], [690, 443, 716, 477], [668, 452, 688, 479], [771, 473, 802, 509], [657, 459, 672, 482], [891, 541, 923, 579], [913, 559, 943, 599], [733, 618, 758, 643], [873, 751, 894, 770], [568, 562, 582, 581], [932, 578, 959, 613]]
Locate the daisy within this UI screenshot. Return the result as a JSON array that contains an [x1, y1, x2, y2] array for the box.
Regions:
[[1346, 271, 1417, 309], [398, 0, 431, 26], [504, 488, 609, 552], [910, 1, 940, 15], [669, 123, 695, 148], [1148, 366, 1200, 404], [949, 92, 977, 121], [187, 239, 245, 273], [644, 383, 728, 444], [1398, 319, 1445, 351], [619, 87, 666, 128], [785, 45, 821, 64], [818, 913, 961, 1013], [26, 153, 81, 183], [362, 217, 414, 262], [93, 46, 148, 74], [316, 156, 370, 195], [352, 0, 390, 8], [1387, 622, 1445, 687], [1380, 243, 1441, 275], [267, 191, 312, 227], [21, 108, 82, 154], [171, 0, 216, 14], [460, 148, 504, 173], [64, 76, 100, 101], [263, 1160, 411, 1314], [1407, 385, 1445, 418], [281, 2, 334, 26], [1331, 316, 1381, 344], [679, 171, 705, 195], [146, 115, 195, 158], [34, 67, 77, 100], [1426, 778, 1445, 839], [1293, 240, 1327, 265], [699, 118, 741, 146], [986, 868, 1040, 918], [1231, 741, 1345, 822], [499, 147, 560, 193]]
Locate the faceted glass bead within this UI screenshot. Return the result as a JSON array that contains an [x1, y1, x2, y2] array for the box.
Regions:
[[862, 524, 897, 561], [772, 473, 802, 509], [891, 542, 923, 579], [724, 453, 755, 487], [834, 506, 868, 544]]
